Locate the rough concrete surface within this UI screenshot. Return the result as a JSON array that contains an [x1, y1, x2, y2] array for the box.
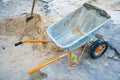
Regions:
[[0, 0, 120, 80]]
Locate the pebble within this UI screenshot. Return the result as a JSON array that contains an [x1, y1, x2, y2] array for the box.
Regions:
[[2, 47, 5, 50]]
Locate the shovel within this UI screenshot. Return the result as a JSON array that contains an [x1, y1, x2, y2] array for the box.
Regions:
[[26, 0, 36, 22]]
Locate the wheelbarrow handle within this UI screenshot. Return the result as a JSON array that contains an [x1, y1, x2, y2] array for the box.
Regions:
[[15, 40, 47, 47], [28, 52, 70, 74], [15, 42, 22, 46]]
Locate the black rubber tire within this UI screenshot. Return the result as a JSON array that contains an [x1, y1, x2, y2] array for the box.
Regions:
[[90, 39, 108, 59]]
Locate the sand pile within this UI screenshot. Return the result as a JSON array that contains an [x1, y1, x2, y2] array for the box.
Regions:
[[0, 14, 59, 53]]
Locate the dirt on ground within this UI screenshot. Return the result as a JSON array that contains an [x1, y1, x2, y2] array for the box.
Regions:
[[0, 13, 59, 53]]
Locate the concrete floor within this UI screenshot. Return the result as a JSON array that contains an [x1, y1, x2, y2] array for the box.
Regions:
[[0, 0, 120, 80]]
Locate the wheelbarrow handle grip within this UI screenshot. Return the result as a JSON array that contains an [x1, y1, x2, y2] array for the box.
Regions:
[[15, 42, 22, 46]]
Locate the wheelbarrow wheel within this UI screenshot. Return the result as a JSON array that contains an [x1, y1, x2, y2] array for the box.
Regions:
[[90, 39, 108, 59]]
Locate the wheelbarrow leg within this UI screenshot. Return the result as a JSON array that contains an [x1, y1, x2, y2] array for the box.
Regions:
[[69, 43, 87, 67], [69, 52, 72, 67], [77, 44, 87, 63]]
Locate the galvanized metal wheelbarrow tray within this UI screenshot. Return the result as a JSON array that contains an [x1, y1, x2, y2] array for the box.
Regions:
[[15, 3, 111, 74]]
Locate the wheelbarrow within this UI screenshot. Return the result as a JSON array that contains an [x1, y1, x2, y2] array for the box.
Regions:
[[15, 3, 111, 74]]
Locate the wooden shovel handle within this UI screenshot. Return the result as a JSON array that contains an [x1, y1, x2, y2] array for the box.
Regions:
[[31, 0, 36, 16]]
